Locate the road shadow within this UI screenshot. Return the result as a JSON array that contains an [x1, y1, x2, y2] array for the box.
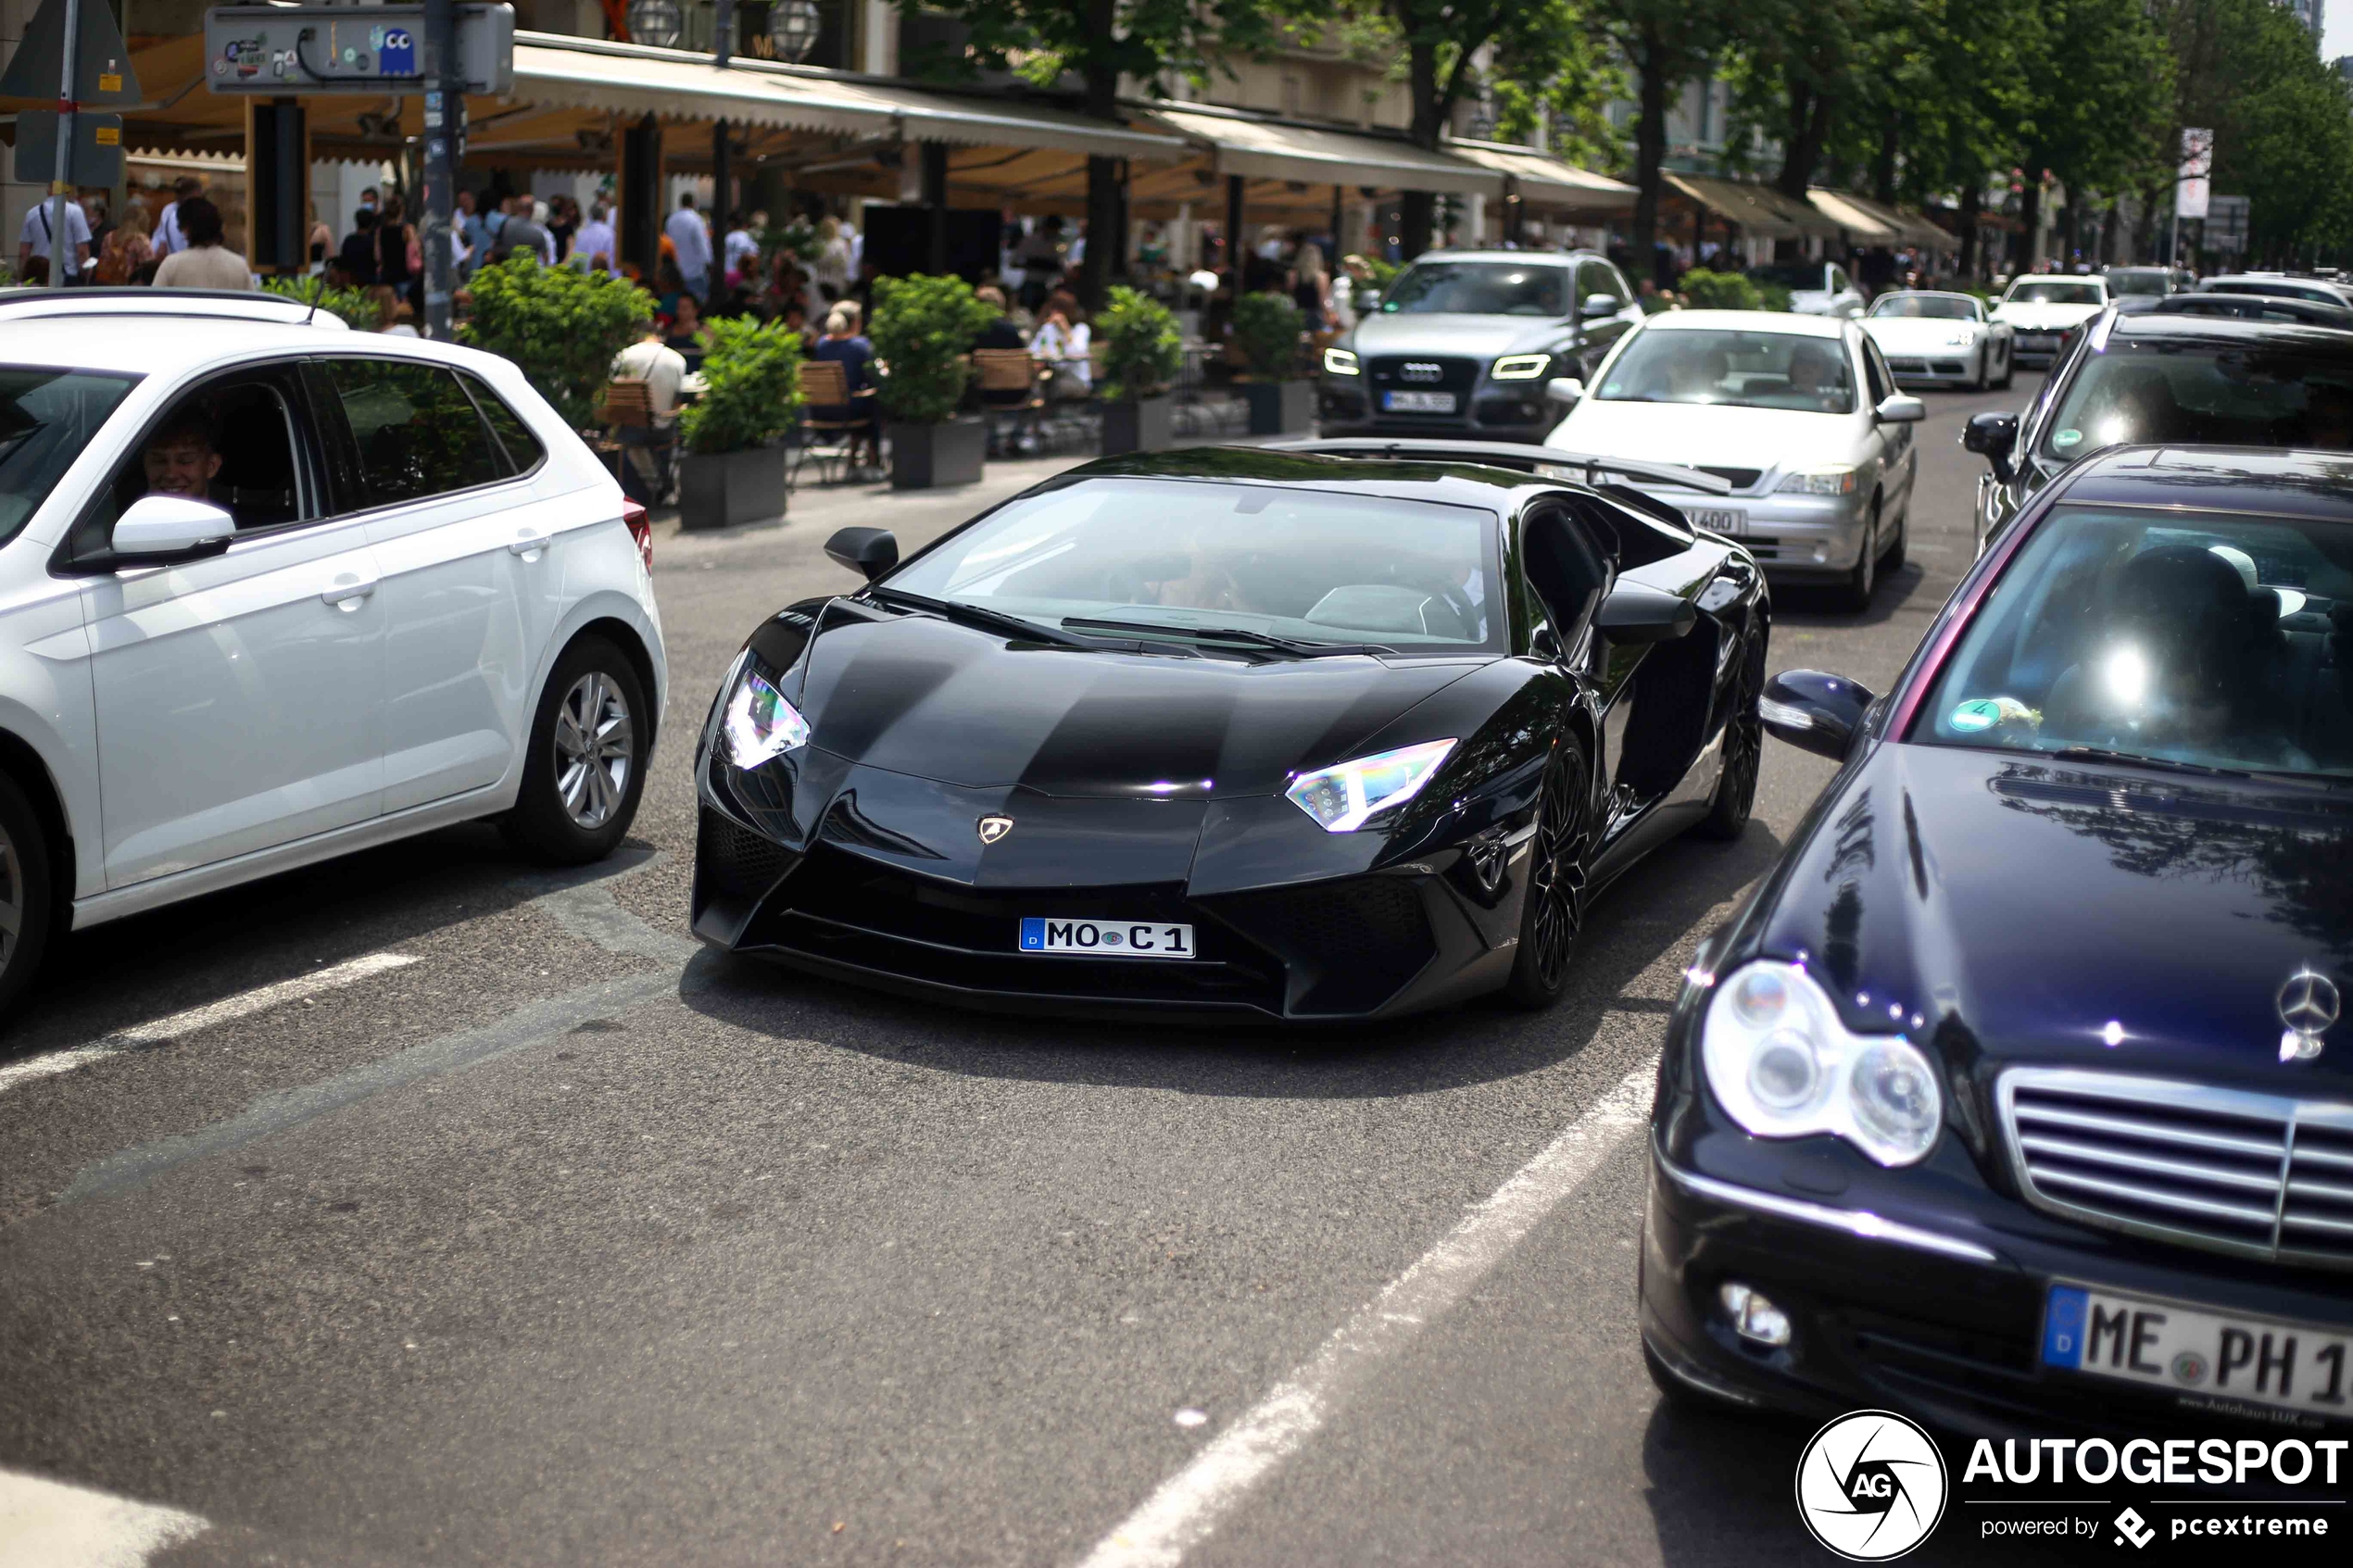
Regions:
[[1770, 556, 1938, 634], [676, 820, 1787, 1100], [2, 825, 660, 1063]]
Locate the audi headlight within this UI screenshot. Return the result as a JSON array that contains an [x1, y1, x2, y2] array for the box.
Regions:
[[1491, 353, 1551, 381], [1700, 960, 1944, 1166], [1324, 347, 1361, 376], [1777, 466, 1859, 495], [721, 661, 811, 769], [1284, 738, 1457, 832]]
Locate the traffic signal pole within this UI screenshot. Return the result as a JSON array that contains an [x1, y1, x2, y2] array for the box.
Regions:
[[45, 0, 79, 288], [422, 0, 459, 338]]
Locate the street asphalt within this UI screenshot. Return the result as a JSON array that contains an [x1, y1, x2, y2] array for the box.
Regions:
[[0, 376, 2066, 1567]]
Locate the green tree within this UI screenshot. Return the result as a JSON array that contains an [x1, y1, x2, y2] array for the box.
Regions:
[[895, 0, 1284, 307], [869, 273, 997, 424], [2011, 0, 2170, 268], [1586, 0, 1731, 280]]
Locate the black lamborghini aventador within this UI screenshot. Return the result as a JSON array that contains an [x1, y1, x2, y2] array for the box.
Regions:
[[690, 445, 1769, 1022]]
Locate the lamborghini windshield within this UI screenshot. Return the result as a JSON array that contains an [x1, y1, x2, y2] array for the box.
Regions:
[[883, 478, 1504, 651]]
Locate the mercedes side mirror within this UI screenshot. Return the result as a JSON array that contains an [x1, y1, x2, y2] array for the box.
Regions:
[[107, 494, 235, 568], [1760, 669, 1877, 761], [825, 526, 899, 582], [1578, 293, 1622, 320], [1544, 376, 1585, 407], [1874, 394, 1926, 424], [1962, 410, 2021, 483], [1597, 583, 1697, 644]]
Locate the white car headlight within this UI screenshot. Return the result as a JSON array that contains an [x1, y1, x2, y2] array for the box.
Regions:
[[1700, 960, 1944, 1167], [722, 661, 811, 769], [1776, 466, 1859, 495], [1323, 347, 1361, 376], [1284, 738, 1457, 832], [1491, 353, 1551, 381], [1942, 328, 1978, 347]]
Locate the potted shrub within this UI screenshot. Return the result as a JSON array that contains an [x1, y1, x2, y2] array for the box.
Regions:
[[1231, 291, 1314, 435], [1670, 268, 1761, 311], [676, 317, 804, 528], [460, 253, 652, 431], [872, 272, 995, 490], [1095, 285, 1185, 454]]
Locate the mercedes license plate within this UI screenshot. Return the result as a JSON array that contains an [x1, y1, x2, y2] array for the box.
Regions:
[[1689, 508, 1744, 535], [1381, 390, 1456, 413], [2042, 1283, 2353, 1416], [1018, 918, 1197, 960]]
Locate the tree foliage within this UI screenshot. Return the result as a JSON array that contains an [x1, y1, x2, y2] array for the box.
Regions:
[[459, 255, 653, 431]]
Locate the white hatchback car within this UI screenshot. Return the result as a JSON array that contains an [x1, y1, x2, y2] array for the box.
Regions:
[[0, 289, 666, 1015]]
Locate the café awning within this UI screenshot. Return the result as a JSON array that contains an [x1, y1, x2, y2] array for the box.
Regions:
[[1807, 188, 1899, 244], [1666, 173, 1841, 240], [1144, 103, 1499, 196], [1445, 139, 1635, 216]]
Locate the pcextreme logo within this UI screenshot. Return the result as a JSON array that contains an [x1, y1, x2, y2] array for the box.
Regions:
[[1794, 1410, 1950, 1561]]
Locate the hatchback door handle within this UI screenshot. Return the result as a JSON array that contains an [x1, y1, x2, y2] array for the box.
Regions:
[[509, 529, 548, 558], [321, 574, 376, 609]]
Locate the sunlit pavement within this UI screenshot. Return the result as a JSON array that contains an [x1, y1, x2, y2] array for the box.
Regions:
[[0, 380, 2058, 1567]]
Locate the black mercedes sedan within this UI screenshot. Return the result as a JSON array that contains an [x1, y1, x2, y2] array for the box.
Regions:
[[1962, 308, 2353, 554], [692, 447, 1768, 1022], [1643, 443, 2353, 1439]]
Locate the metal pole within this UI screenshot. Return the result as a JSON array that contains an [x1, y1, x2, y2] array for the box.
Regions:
[[422, 0, 459, 339], [711, 0, 734, 292], [47, 0, 82, 289]]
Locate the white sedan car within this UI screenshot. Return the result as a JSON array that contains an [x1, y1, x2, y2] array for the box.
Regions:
[[0, 289, 665, 1015], [1860, 289, 2014, 390], [1990, 275, 2108, 366], [1542, 309, 1922, 609]]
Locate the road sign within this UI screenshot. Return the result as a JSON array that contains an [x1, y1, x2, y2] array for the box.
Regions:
[[201, 5, 514, 95], [11, 109, 122, 186], [2177, 127, 2214, 221], [0, 0, 142, 105], [2207, 194, 2251, 252]]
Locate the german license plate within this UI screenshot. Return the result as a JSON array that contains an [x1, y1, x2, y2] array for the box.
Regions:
[[2043, 1283, 2353, 1416], [1018, 918, 1197, 960], [1382, 390, 1456, 413], [1689, 508, 1744, 534]]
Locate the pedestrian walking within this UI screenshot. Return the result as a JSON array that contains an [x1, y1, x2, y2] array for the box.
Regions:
[[18, 193, 93, 283], [152, 198, 253, 289], [152, 177, 201, 258], [666, 194, 713, 301], [575, 202, 617, 274]]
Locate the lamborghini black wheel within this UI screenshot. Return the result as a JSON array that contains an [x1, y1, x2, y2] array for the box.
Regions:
[[1504, 744, 1593, 1009], [1692, 633, 1764, 842]]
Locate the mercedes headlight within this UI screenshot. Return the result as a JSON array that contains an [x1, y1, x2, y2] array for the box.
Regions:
[[1324, 347, 1361, 375], [721, 659, 811, 769], [1284, 738, 1457, 832], [1777, 466, 1860, 495], [1491, 353, 1551, 381], [1700, 960, 1944, 1166]]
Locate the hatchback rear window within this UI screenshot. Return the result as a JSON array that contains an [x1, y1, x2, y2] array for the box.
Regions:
[[0, 367, 139, 544]]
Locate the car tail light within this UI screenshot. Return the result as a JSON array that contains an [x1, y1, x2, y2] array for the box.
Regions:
[[622, 499, 652, 573]]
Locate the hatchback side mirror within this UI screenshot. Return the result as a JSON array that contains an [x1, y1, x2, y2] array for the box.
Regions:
[[825, 526, 899, 582], [108, 494, 235, 568], [1544, 376, 1585, 407], [1874, 394, 1926, 424], [1961, 410, 2021, 483], [1579, 293, 1622, 320], [1597, 583, 1697, 644], [1760, 669, 1877, 761]]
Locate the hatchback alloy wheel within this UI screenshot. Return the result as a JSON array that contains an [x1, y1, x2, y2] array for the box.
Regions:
[[555, 671, 634, 831]]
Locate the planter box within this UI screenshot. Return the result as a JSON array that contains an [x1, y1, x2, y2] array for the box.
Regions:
[[888, 416, 987, 490], [678, 443, 786, 530], [1241, 379, 1315, 436], [1099, 394, 1174, 455]]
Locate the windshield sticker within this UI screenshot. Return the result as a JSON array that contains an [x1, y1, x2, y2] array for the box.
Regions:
[[1949, 696, 2042, 734], [2051, 428, 2083, 449]]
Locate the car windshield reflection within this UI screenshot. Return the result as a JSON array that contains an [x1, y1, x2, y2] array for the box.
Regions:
[[1593, 329, 1857, 414], [2038, 343, 2353, 459], [1378, 262, 1567, 317]]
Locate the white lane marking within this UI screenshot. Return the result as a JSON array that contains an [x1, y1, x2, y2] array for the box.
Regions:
[[0, 952, 419, 1097], [1076, 1059, 1659, 1568], [0, 1466, 208, 1566]]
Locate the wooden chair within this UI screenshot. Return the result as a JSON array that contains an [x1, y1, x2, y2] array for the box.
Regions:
[[600, 377, 675, 505], [972, 349, 1044, 455], [791, 358, 879, 487]]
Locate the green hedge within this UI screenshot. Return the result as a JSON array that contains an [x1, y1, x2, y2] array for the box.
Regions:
[[459, 254, 652, 430], [1095, 285, 1183, 402], [871, 273, 997, 424], [681, 318, 805, 456], [1232, 291, 1306, 381]]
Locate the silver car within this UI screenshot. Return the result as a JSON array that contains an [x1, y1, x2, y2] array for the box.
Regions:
[[1317, 250, 1647, 443], [1541, 309, 1923, 609]]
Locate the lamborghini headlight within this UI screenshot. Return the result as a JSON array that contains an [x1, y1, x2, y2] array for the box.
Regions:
[[1699, 960, 1944, 1167], [721, 660, 810, 769], [1323, 347, 1361, 375], [1284, 738, 1457, 832], [1776, 466, 1860, 495], [1491, 353, 1551, 381]]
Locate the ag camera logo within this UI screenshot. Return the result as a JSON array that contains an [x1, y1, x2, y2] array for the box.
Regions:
[[1795, 1410, 1948, 1560]]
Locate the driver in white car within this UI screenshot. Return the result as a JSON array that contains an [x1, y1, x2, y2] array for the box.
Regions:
[[139, 409, 223, 506]]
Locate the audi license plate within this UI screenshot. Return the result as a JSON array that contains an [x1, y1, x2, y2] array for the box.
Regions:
[[2042, 1283, 2353, 1417], [1018, 918, 1197, 960], [1382, 390, 1456, 413], [1688, 508, 1744, 535]]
